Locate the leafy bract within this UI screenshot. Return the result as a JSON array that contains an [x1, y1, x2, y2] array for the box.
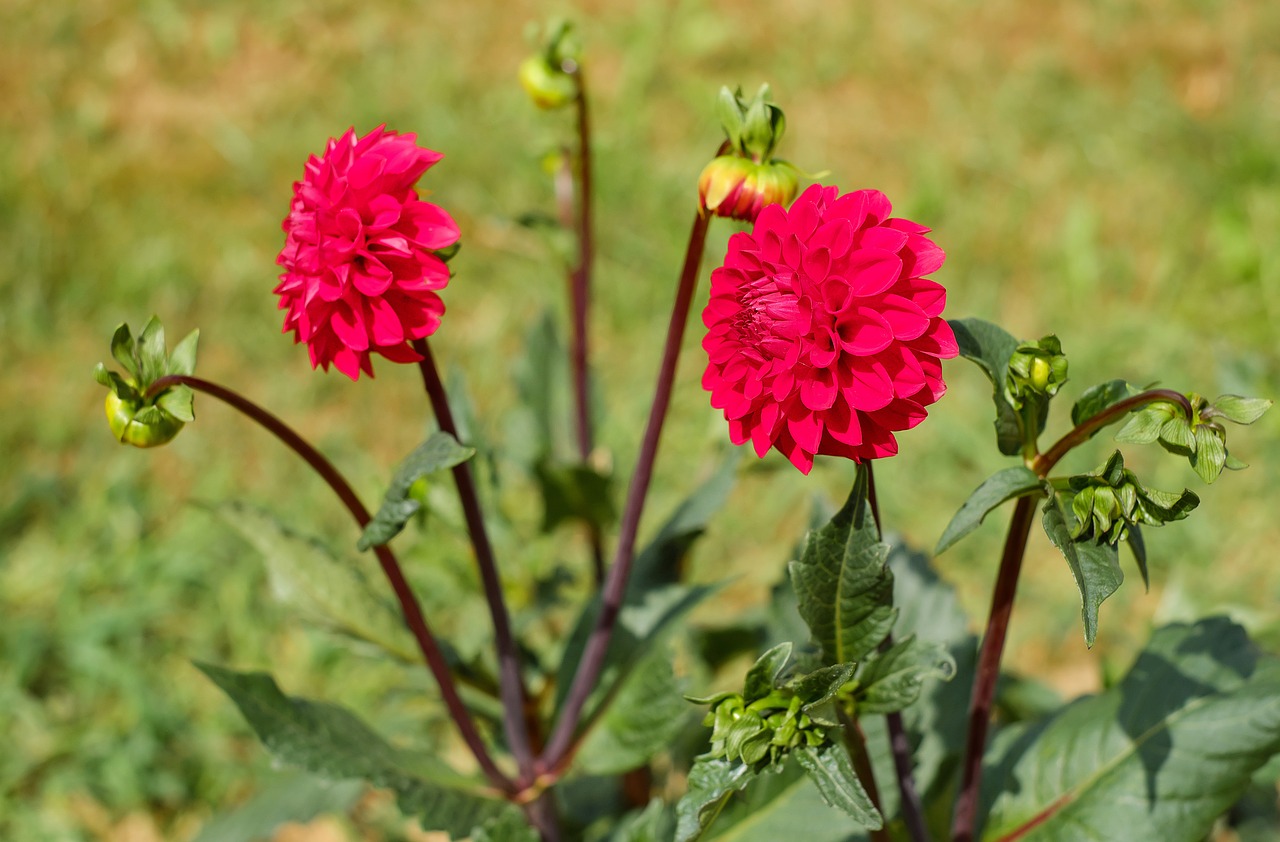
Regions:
[[936, 466, 1042, 555], [358, 432, 475, 551], [981, 618, 1280, 842], [196, 664, 511, 838]]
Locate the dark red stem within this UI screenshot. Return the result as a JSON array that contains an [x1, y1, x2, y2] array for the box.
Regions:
[[410, 340, 537, 782], [145, 374, 512, 792], [538, 208, 711, 772]]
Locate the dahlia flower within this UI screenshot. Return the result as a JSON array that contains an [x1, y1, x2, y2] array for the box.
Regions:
[[275, 126, 459, 380], [702, 184, 958, 473]]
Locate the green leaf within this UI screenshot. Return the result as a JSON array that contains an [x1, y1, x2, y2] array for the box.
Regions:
[[532, 459, 615, 533], [855, 635, 956, 715], [793, 743, 883, 830], [213, 502, 418, 663], [136, 315, 168, 385], [1070, 379, 1141, 432], [789, 480, 896, 666], [156, 384, 195, 422], [168, 328, 200, 377], [358, 432, 475, 551], [744, 642, 793, 703], [674, 755, 757, 842], [1191, 424, 1226, 483], [1114, 404, 1174, 444], [610, 799, 676, 842], [936, 466, 1043, 555], [471, 811, 538, 842], [698, 756, 869, 842], [109, 322, 139, 380], [192, 772, 365, 842], [195, 664, 511, 838], [1211, 394, 1273, 425], [785, 662, 857, 710], [949, 317, 1023, 456], [577, 646, 690, 775], [981, 618, 1280, 842], [512, 311, 574, 461], [1041, 493, 1124, 648], [1127, 524, 1149, 590]]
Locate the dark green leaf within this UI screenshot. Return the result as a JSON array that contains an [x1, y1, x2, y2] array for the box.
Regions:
[[855, 635, 956, 715], [156, 384, 195, 422], [192, 772, 365, 842], [949, 318, 1023, 455], [674, 755, 756, 842], [533, 459, 615, 533], [936, 467, 1043, 555], [1041, 493, 1123, 647], [109, 322, 139, 380], [1070, 379, 1141, 431], [1127, 524, 1149, 590], [214, 502, 417, 662], [793, 743, 882, 829], [577, 646, 690, 775], [744, 642, 793, 703], [789, 481, 895, 666], [358, 432, 475, 551], [195, 664, 510, 838], [785, 663, 857, 710], [982, 618, 1280, 842], [168, 328, 200, 377], [1211, 395, 1273, 425]]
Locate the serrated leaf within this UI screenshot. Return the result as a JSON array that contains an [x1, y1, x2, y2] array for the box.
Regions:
[[358, 432, 475, 551], [936, 466, 1043, 555], [109, 322, 139, 380], [195, 664, 511, 838], [981, 618, 1280, 842], [675, 755, 756, 842], [744, 642, 793, 703], [577, 646, 689, 775], [793, 743, 883, 829], [1041, 493, 1123, 647], [192, 772, 365, 842], [156, 384, 195, 422], [950, 318, 1023, 455], [168, 328, 200, 377], [213, 502, 418, 663], [855, 635, 956, 715], [1212, 395, 1273, 425], [785, 663, 857, 710], [789, 481, 896, 666], [1191, 425, 1226, 483], [1070, 379, 1142, 431]]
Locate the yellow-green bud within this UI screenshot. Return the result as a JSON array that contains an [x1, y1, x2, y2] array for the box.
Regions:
[[105, 390, 185, 448], [518, 55, 576, 110]]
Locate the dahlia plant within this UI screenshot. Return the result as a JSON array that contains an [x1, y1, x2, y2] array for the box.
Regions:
[[95, 25, 1279, 842]]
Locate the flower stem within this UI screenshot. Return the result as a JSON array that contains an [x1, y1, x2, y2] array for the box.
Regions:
[[538, 208, 712, 772], [411, 340, 538, 782], [1034, 388, 1193, 474], [950, 493, 1038, 842], [144, 374, 512, 792], [864, 465, 931, 842]]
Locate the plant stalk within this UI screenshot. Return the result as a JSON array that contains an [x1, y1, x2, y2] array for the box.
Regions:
[[145, 374, 512, 792], [411, 340, 538, 782], [538, 208, 711, 771]]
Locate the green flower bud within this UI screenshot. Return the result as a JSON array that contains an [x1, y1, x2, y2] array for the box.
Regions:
[[1005, 335, 1068, 409], [518, 55, 577, 109], [104, 390, 185, 448], [95, 317, 199, 449], [699, 84, 805, 222], [1067, 451, 1198, 545]]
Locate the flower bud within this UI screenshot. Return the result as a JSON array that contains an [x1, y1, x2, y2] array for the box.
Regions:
[[1006, 335, 1068, 409], [699, 155, 799, 222], [95, 317, 198, 448], [105, 390, 185, 448], [519, 21, 581, 110]]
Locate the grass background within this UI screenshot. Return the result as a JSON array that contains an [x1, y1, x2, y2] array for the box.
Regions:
[[3, 0, 1279, 838]]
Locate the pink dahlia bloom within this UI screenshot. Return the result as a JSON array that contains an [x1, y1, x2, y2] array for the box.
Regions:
[[275, 126, 459, 380], [702, 184, 958, 474]]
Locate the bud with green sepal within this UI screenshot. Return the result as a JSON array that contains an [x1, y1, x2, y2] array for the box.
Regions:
[[1115, 392, 1272, 483], [518, 20, 581, 110], [698, 84, 802, 222], [94, 316, 198, 448], [1003, 334, 1068, 457], [1064, 450, 1198, 546]]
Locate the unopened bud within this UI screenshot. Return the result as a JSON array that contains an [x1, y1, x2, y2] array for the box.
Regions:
[[105, 391, 185, 448], [699, 155, 799, 222], [1006, 335, 1068, 409]]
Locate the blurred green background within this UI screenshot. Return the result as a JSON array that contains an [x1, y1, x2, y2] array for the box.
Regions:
[[4, 0, 1279, 838]]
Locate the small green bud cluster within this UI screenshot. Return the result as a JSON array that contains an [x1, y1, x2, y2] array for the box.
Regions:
[[1068, 451, 1198, 545], [703, 691, 826, 767], [1116, 393, 1272, 483], [518, 21, 582, 110], [94, 317, 198, 448], [1005, 335, 1068, 410]]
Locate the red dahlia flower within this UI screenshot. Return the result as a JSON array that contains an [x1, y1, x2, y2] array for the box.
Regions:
[[702, 184, 958, 474], [275, 126, 459, 380]]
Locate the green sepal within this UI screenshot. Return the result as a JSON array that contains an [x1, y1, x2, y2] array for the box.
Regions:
[[1208, 395, 1273, 425], [169, 328, 200, 377], [358, 432, 475, 551], [1191, 423, 1227, 483], [936, 466, 1042, 554], [95, 364, 136, 399], [137, 315, 168, 386], [1114, 402, 1176, 444], [156, 384, 196, 423], [110, 323, 140, 380]]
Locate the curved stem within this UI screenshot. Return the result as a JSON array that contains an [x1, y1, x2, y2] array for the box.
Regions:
[[145, 374, 512, 791], [1034, 389, 1193, 475], [539, 208, 712, 771], [410, 341, 537, 782], [950, 494, 1038, 842]]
